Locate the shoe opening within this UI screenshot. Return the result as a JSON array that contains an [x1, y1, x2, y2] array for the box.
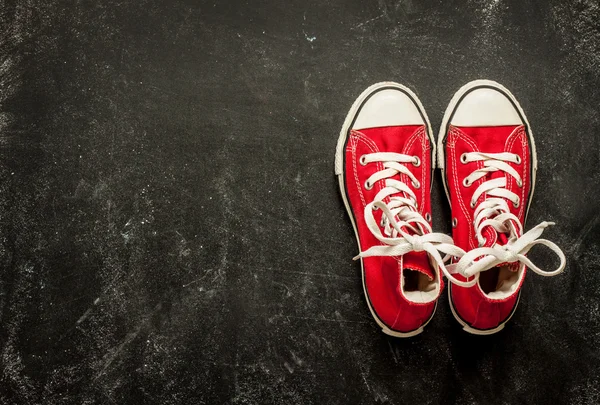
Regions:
[[479, 264, 520, 299], [402, 268, 437, 303]]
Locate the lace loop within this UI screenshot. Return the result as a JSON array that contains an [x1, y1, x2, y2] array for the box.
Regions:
[[455, 223, 566, 278], [451, 149, 566, 281]]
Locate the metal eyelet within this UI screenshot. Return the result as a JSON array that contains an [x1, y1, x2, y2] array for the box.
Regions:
[[513, 198, 520, 208], [470, 200, 476, 209], [460, 153, 468, 164], [364, 180, 373, 190], [413, 180, 420, 189], [463, 178, 471, 187], [413, 156, 421, 167], [452, 218, 458, 227], [359, 155, 367, 166], [515, 155, 522, 164], [425, 212, 431, 222], [517, 179, 523, 187]]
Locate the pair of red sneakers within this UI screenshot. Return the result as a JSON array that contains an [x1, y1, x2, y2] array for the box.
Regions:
[[335, 81, 566, 336]]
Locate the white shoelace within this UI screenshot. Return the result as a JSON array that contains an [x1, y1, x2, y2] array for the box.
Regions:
[[449, 152, 566, 287], [355, 152, 471, 286]]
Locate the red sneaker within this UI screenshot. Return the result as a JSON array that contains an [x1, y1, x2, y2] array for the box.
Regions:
[[438, 80, 566, 335], [335, 82, 464, 337]]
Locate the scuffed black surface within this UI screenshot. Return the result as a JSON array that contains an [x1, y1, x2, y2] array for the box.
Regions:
[[1, 0, 599, 403]]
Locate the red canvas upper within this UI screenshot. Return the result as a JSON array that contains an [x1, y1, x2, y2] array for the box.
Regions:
[[445, 124, 531, 330], [344, 125, 441, 333]]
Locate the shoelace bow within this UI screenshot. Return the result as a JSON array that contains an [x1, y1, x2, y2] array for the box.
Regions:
[[354, 152, 470, 286], [448, 151, 566, 287]]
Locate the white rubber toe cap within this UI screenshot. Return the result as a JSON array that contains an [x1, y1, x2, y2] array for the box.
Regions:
[[450, 87, 523, 127], [352, 89, 424, 130]]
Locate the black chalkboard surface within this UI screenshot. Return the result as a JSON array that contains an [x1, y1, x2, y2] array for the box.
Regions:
[[1, 1, 598, 404]]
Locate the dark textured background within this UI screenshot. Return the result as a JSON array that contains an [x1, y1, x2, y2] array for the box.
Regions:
[[1, 0, 599, 404]]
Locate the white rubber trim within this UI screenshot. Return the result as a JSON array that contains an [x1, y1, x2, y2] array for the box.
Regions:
[[352, 88, 425, 129], [447, 283, 521, 335], [450, 88, 523, 127], [335, 82, 437, 337], [438, 80, 533, 334]]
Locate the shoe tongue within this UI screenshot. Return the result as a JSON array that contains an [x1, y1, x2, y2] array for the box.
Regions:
[[402, 251, 434, 280], [497, 232, 510, 246], [482, 216, 521, 247]]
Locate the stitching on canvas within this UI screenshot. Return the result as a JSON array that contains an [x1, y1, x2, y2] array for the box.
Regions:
[[419, 130, 426, 218], [351, 131, 385, 206], [353, 130, 384, 191], [352, 130, 402, 267], [349, 134, 367, 207], [505, 126, 527, 221], [403, 127, 426, 214], [448, 128, 481, 249]]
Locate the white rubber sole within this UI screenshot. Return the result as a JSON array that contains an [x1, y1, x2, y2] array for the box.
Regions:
[[335, 82, 437, 338], [447, 283, 521, 335], [437, 79, 534, 335]]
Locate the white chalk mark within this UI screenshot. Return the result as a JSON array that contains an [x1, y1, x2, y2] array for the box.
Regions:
[[76, 308, 93, 325], [94, 303, 162, 381], [303, 30, 317, 42], [283, 362, 294, 373], [352, 14, 384, 30], [182, 271, 211, 288], [76, 297, 101, 325], [569, 212, 600, 254], [94, 328, 142, 381]]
